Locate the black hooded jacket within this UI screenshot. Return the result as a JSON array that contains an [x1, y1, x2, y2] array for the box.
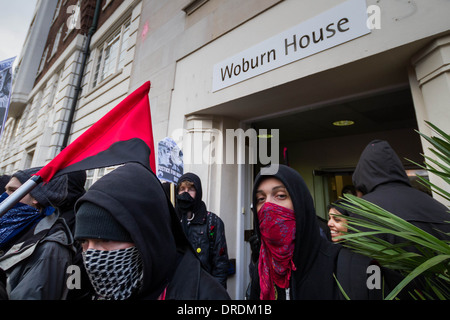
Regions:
[[56, 170, 92, 300], [75, 163, 229, 300], [175, 172, 229, 288], [352, 140, 450, 244], [249, 165, 382, 300]]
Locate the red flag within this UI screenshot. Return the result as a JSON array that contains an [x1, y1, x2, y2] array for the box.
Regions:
[[36, 81, 156, 182]]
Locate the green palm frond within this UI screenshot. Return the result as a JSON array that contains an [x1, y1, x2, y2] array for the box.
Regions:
[[412, 121, 450, 203]]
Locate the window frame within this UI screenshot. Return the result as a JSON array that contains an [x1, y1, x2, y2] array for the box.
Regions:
[[91, 19, 131, 89], [50, 24, 64, 59], [37, 46, 49, 76]]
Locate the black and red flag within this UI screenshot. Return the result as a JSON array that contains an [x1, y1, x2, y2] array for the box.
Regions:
[[0, 81, 156, 214]]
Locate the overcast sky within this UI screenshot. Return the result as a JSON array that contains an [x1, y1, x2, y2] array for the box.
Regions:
[[0, 0, 38, 64]]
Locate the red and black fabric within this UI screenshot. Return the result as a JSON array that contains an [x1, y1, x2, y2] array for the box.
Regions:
[[36, 81, 156, 183], [257, 202, 296, 300]]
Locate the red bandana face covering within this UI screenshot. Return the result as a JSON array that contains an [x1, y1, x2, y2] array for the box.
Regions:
[[258, 202, 296, 300]]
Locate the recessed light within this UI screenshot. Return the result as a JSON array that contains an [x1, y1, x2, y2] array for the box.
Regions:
[[333, 120, 354, 126]]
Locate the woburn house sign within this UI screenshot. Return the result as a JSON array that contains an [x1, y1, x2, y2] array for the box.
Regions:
[[212, 0, 372, 92]]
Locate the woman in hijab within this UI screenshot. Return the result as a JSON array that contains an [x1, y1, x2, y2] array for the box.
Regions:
[[248, 165, 385, 300]]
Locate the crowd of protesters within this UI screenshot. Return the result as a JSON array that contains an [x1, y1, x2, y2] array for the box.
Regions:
[[0, 139, 448, 300]]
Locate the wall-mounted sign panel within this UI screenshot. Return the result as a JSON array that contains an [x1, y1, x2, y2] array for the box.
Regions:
[[212, 0, 370, 92]]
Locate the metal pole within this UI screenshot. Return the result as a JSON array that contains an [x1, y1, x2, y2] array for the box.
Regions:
[[170, 183, 175, 206], [0, 175, 42, 217]]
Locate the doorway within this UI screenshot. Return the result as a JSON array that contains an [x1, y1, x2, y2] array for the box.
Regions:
[[313, 166, 431, 221], [250, 87, 424, 219]]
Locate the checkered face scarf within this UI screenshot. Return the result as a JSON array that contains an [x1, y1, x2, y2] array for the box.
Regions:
[[82, 246, 144, 300]]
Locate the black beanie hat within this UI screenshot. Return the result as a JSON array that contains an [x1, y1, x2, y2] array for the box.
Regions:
[[12, 167, 68, 208], [74, 202, 133, 242]]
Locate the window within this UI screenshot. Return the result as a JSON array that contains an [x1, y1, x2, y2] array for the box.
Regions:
[[51, 25, 63, 58], [37, 46, 49, 75], [53, 0, 62, 23], [182, 0, 209, 15], [92, 20, 131, 88], [85, 165, 121, 190], [85, 167, 105, 190], [102, 0, 113, 11], [24, 145, 36, 169], [49, 71, 63, 108], [28, 92, 42, 123]]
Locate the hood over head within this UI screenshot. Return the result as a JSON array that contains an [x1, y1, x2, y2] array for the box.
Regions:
[[352, 140, 411, 194], [176, 172, 206, 216], [75, 162, 189, 299], [63, 170, 86, 209], [177, 173, 203, 201], [252, 165, 323, 283]]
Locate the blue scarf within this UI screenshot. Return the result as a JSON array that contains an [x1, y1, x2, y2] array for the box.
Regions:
[[0, 192, 55, 248]]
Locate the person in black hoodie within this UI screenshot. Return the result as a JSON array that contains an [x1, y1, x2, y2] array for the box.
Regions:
[[54, 170, 94, 300], [248, 164, 386, 300], [0, 167, 75, 299], [175, 172, 229, 288], [74, 163, 230, 300], [352, 140, 450, 245]]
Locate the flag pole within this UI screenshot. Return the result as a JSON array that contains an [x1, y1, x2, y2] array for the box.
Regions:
[[170, 183, 175, 206], [0, 175, 42, 217]]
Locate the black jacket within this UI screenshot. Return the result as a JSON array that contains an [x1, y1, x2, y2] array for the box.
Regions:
[[175, 173, 229, 288], [75, 163, 229, 300], [249, 165, 383, 300], [56, 170, 93, 300], [0, 212, 75, 299], [352, 140, 450, 244]]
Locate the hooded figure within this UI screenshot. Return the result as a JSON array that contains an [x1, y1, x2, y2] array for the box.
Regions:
[[74, 163, 229, 300], [11, 167, 68, 209], [52, 170, 93, 300], [56, 170, 86, 234], [0, 167, 75, 299], [352, 140, 450, 244], [248, 165, 384, 300], [175, 172, 229, 288]]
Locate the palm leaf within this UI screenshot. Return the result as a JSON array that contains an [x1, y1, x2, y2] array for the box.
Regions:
[[385, 254, 450, 300], [333, 122, 450, 299]]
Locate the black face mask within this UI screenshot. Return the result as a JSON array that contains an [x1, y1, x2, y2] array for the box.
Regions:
[[176, 192, 195, 211]]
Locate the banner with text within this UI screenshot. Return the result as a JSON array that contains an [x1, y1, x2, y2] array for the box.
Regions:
[[157, 137, 184, 184]]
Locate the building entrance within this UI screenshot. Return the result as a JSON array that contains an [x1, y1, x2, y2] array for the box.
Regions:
[[250, 87, 424, 219]]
